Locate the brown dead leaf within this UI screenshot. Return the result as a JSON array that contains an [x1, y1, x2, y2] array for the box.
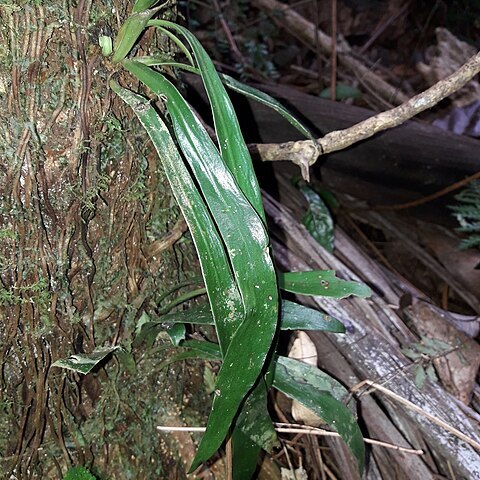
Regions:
[[408, 300, 480, 404], [289, 332, 324, 426]]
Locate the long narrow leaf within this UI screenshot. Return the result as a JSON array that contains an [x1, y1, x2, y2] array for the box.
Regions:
[[157, 287, 206, 315], [154, 26, 195, 66], [144, 303, 213, 325], [275, 355, 353, 406], [112, 8, 161, 63], [133, 0, 162, 13], [155, 276, 203, 306], [150, 300, 344, 333], [273, 356, 365, 473], [110, 81, 244, 358], [134, 57, 315, 141], [120, 61, 279, 469], [282, 300, 345, 332], [181, 339, 222, 359], [158, 349, 220, 370], [231, 427, 262, 480], [279, 270, 371, 299], [234, 379, 278, 453], [147, 20, 266, 221], [134, 57, 198, 70], [220, 74, 315, 140]]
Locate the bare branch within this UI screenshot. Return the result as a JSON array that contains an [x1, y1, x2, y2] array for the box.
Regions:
[[319, 51, 480, 155], [250, 50, 480, 178]]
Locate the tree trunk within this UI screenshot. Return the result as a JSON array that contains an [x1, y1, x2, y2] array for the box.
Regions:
[[0, 2, 205, 478]]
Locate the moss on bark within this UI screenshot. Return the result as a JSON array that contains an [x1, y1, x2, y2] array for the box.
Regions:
[[0, 1, 209, 478]]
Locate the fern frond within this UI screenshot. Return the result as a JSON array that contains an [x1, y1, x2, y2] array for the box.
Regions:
[[449, 180, 480, 250]]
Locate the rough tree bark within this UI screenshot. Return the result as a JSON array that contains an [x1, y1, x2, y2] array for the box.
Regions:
[[0, 2, 207, 478]]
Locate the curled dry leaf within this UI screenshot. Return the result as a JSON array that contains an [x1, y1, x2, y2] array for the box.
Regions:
[[407, 300, 480, 404], [281, 466, 308, 480], [289, 331, 324, 426]]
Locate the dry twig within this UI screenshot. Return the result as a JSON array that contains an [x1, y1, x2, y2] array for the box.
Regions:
[[211, 0, 246, 66], [251, 50, 480, 178], [156, 424, 425, 455], [374, 170, 480, 211], [330, 0, 337, 101], [351, 380, 480, 452]]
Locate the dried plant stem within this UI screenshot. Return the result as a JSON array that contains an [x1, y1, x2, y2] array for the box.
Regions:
[[351, 380, 480, 452], [212, 0, 246, 66], [318, 49, 480, 155], [156, 424, 424, 455], [374, 170, 480, 211]]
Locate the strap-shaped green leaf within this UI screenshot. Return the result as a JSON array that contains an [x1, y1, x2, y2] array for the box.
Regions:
[[279, 270, 371, 299], [52, 346, 119, 375], [112, 8, 161, 63], [273, 356, 365, 473], [144, 299, 344, 333], [134, 57, 315, 141], [118, 64, 279, 469], [275, 355, 353, 406], [159, 337, 276, 475], [147, 20, 266, 221], [157, 287, 206, 315], [153, 27, 195, 66], [110, 81, 244, 358], [231, 427, 263, 480], [233, 378, 278, 453], [181, 339, 222, 359], [220, 74, 315, 140], [132, 0, 162, 13], [158, 349, 220, 371], [281, 300, 345, 332]]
